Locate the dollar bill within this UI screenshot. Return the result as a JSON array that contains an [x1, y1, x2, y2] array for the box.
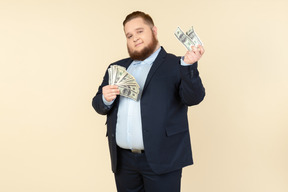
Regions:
[[118, 86, 138, 101], [114, 67, 128, 84], [118, 84, 139, 94], [174, 26, 203, 50], [112, 65, 118, 84], [108, 68, 112, 85], [174, 27, 194, 51], [108, 65, 140, 101], [186, 26, 203, 46]]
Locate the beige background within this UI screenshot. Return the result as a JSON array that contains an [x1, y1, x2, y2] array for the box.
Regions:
[[1, 0, 287, 191]]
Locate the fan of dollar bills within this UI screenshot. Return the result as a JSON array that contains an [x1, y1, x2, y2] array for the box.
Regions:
[[174, 26, 203, 50], [108, 65, 140, 101]]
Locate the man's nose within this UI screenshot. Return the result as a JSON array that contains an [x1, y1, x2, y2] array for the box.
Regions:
[[133, 35, 139, 42]]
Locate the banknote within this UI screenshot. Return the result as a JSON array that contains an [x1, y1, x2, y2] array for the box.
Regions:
[[186, 26, 203, 46], [174, 26, 203, 50], [174, 27, 194, 50], [108, 65, 140, 101], [118, 84, 139, 94], [118, 86, 138, 101]]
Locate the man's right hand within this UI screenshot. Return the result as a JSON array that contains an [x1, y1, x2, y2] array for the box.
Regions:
[[102, 85, 120, 102]]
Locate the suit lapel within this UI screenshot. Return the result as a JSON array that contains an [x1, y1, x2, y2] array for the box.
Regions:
[[142, 47, 167, 92], [123, 58, 133, 69]]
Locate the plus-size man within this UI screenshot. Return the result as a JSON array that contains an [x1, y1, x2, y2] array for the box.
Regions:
[[92, 11, 205, 192]]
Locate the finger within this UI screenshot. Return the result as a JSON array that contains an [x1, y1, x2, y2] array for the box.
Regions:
[[104, 90, 118, 100], [114, 88, 120, 95], [191, 47, 201, 57], [111, 85, 120, 94], [105, 88, 119, 96], [103, 85, 118, 91], [104, 84, 117, 89], [191, 46, 198, 53], [198, 45, 205, 55], [109, 85, 118, 89]]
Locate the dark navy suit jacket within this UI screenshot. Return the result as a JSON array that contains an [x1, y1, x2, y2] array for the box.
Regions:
[[92, 47, 205, 174]]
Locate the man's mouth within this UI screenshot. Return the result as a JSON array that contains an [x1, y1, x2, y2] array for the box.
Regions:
[[135, 43, 143, 47]]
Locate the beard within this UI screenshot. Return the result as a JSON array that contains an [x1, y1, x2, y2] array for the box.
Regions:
[[127, 33, 159, 61]]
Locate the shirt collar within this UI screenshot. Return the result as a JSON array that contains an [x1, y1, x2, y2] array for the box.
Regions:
[[132, 47, 161, 66]]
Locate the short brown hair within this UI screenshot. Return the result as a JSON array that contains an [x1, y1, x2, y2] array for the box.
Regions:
[[123, 11, 154, 27]]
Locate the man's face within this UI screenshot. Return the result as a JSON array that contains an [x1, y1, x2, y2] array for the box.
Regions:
[[124, 17, 159, 61]]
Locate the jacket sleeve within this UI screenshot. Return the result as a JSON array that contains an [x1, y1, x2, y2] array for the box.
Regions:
[[179, 62, 206, 106], [92, 66, 114, 115]]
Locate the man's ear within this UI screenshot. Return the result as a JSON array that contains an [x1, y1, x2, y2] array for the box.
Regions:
[[152, 26, 158, 36]]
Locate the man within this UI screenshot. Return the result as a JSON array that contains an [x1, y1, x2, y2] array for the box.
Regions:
[[92, 11, 205, 192]]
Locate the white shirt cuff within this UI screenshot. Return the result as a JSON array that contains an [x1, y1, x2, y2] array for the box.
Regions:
[[102, 94, 114, 106], [180, 57, 195, 66]]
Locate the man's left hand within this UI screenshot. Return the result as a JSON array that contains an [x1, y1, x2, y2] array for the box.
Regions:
[[183, 45, 205, 64]]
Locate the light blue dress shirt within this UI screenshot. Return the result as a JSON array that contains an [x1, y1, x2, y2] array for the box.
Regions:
[[115, 47, 161, 150], [103, 47, 193, 150]]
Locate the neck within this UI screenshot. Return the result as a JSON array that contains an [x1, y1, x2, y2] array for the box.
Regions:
[[152, 44, 161, 54]]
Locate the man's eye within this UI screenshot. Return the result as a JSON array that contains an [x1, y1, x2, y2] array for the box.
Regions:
[[138, 30, 143, 34], [127, 35, 132, 39]]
